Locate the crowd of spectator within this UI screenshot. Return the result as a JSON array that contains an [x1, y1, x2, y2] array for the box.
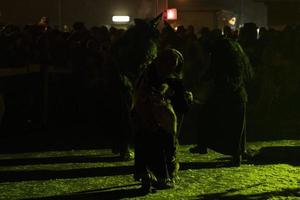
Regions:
[[0, 18, 300, 142]]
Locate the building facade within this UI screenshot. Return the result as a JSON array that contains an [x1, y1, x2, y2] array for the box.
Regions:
[[256, 0, 300, 29], [168, 0, 267, 30], [0, 0, 267, 30]]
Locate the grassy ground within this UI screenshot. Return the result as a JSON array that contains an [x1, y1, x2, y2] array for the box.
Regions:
[[0, 140, 300, 200]]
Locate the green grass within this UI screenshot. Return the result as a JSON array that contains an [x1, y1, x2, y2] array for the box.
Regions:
[[1, 140, 300, 200]]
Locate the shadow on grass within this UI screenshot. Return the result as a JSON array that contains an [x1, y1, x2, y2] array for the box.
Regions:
[[0, 160, 234, 183], [5, 146, 300, 183], [246, 146, 300, 166], [180, 160, 234, 170], [213, 146, 300, 166], [0, 155, 125, 166], [197, 187, 300, 200], [0, 165, 134, 183], [22, 183, 147, 200]]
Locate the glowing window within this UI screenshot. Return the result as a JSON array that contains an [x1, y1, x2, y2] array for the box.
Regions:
[[166, 8, 177, 20], [112, 16, 130, 23]]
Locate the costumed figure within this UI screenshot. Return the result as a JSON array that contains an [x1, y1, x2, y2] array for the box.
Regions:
[[190, 38, 253, 166], [133, 48, 191, 192], [105, 14, 162, 160]]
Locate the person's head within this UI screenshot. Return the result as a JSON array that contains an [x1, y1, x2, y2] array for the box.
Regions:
[[239, 22, 258, 42], [72, 22, 86, 32], [200, 27, 210, 38], [187, 25, 195, 35], [176, 25, 186, 37], [211, 38, 253, 81], [39, 16, 48, 26], [258, 27, 267, 39], [212, 38, 242, 67], [155, 48, 184, 79]]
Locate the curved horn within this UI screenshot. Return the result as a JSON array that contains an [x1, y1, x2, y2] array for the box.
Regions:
[[164, 20, 174, 32], [150, 12, 163, 28]]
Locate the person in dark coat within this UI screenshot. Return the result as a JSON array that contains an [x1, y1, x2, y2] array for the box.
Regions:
[[190, 38, 253, 166]]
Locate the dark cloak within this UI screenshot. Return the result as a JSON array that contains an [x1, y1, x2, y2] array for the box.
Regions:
[[199, 38, 253, 156]]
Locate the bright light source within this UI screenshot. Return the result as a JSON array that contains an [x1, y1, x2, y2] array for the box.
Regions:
[[112, 16, 130, 23], [166, 8, 177, 20], [228, 17, 236, 26]]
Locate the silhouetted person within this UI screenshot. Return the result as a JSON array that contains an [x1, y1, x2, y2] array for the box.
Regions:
[[163, 49, 193, 140], [190, 38, 253, 166], [107, 14, 162, 161], [223, 25, 234, 39], [186, 25, 197, 41], [160, 21, 178, 50], [239, 23, 259, 68], [133, 48, 190, 192], [38, 16, 50, 32]]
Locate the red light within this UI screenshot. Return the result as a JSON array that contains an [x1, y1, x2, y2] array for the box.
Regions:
[[166, 8, 177, 20]]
